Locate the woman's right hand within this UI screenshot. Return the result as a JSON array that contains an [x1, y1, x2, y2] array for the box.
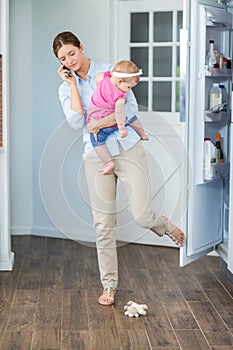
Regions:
[[58, 65, 76, 85]]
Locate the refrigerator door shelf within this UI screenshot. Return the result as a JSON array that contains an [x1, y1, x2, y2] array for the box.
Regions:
[[205, 68, 232, 78], [204, 161, 229, 182], [204, 110, 231, 122]]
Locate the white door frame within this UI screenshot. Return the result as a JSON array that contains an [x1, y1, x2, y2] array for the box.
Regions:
[[0, 0, 14, 270]]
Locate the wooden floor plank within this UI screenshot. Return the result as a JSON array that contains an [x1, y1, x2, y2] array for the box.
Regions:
[[188, 301, 233, 347], [203, 288, 233, 329], [6, 290, 38, 332], [17, 257, 42, 290], [157, 290, 199, 330], [89, 328, 120, 350], [40, 255, 63, 292], [24, 236, 46, 259], [175, 329, 210, 350], [32, 329, 60, 349], [145, 324, 180, 348], [62, 290, 89, 331], [171, 266, 209, 302], [0, 300, 11, 335], [61, 330, 91, 350], [118, 329, 151, 349], [1, 331, 33, 350]]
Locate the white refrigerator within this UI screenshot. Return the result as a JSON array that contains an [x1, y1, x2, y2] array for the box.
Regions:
[[180, 0, 233, 279]]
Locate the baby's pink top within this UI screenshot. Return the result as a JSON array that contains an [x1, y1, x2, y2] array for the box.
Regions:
[[87, 71, 126, 122]]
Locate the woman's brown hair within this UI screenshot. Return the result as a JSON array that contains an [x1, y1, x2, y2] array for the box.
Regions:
[[53, 31, 81, 57]]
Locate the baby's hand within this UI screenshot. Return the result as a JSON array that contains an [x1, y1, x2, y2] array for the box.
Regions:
[[119, 128, 128, 138]]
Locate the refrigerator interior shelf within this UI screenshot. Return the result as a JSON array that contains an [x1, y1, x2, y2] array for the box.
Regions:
[[204, 161, 229, 182], [205, 68, 232, 78], [204, 110, 231, 122]]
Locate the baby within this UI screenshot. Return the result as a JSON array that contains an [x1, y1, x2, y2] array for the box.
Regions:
[[87, 60, 148, 174]]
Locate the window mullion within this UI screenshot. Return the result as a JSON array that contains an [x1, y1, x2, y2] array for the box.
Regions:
[[148, 10, 153, 111]]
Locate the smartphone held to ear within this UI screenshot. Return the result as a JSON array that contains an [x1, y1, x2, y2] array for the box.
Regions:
[[62, 65, 73, 77]]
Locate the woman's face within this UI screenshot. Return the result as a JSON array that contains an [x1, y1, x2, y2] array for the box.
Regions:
[[57, 44, 84, 72]]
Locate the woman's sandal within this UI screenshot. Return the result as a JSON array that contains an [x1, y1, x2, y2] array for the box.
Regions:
[[162, 216, 186, 247], [98, 287, 115, 306]]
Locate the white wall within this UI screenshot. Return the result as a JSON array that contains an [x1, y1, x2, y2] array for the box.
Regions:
[[10, 0, 32, 235], [10, 0, 112, 240]]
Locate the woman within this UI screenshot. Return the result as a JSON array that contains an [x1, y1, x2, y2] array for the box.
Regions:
[[53, 31, 185, 306]]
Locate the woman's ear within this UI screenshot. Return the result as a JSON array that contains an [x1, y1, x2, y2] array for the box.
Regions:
[[79, 43, 84, 52]]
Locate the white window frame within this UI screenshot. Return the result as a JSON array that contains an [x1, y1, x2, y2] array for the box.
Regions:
[[111, 0, 183, 119]]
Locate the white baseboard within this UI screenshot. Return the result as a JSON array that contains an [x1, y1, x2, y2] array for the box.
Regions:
[[11, 225, 97, 243], [11, 226, 32, 236], [0, 251, 15, 271]]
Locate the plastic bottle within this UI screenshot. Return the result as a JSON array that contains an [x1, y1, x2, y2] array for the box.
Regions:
[[204, 138, 216, 180], [210, 83, 222, 109], [219, 84, 227, 105], [206, 40, 217, 71], [215, 133, 224, 163]]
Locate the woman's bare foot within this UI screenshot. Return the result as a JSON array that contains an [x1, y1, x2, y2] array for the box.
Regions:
[[162, 216, 185, 247], [103, 160, 115, 175]]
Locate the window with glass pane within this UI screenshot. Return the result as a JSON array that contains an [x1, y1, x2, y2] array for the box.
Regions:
[[153, 47, 172, 77], [154, 12, 172, 42], [130, 47, 149, 77], [133, 82, 148, 111], [153, 82, 171, 112], [177, 11, 183, 42], [176, 47, 180, 77], [131, 13, 149, 43], [176, 82, 180, 112]]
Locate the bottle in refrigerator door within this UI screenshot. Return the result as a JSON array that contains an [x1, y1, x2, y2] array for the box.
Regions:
[[204, 138, 216, 180], [209, 83, 222, 109], [215, 133, 224, 164], [206, 40, 217, 72], [219, 84, 227, 105]]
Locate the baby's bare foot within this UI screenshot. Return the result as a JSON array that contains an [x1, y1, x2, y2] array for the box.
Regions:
[[103, 160, 115, 175], [141, 135, 149, 140]]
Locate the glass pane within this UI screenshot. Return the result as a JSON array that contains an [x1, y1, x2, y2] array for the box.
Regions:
[[153, 82, 172, 112], [131, 13, 149, 43], [154, 12, 172, 42], [153, 47, 172, 77], [176, 81, 180, 112], [176, 46, 180, 77], [177, 11, 183, 41], [133, 82, 148, 111], [131, 47, 149, 76]]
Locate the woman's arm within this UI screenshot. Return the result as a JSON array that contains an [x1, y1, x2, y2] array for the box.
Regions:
[[87, 113, 116, 135], [58, 65, 84, 115]]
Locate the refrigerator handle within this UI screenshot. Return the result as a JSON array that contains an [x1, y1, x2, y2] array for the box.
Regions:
[[180, 29, 189, 123]]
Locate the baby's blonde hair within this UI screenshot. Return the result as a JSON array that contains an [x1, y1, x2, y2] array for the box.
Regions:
[[112, 60, 141, 82]]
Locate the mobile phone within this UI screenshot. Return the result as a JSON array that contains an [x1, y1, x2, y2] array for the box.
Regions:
[[62, 65, 73, 77]]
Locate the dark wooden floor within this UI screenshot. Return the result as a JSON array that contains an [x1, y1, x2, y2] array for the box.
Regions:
[[0, 236, 233, 350]]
